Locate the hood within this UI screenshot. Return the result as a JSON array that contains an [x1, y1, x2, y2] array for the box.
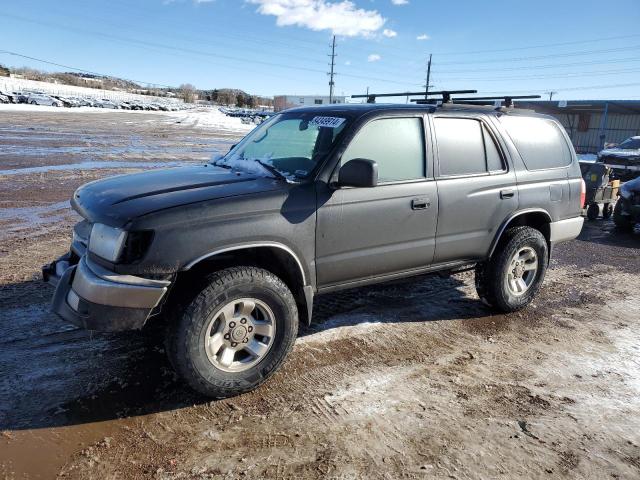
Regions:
[[599, 147, 640, 159], [620, 176, 640, 200], [72, 165, 283, 227]]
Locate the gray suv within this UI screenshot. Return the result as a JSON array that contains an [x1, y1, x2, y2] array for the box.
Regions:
[[43, 103, 584, 398]]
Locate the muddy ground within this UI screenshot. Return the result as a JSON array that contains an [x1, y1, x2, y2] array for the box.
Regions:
[[0, 109, 639, 480]]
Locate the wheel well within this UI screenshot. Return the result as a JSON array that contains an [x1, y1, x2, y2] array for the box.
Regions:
[[490, 211, 551, 258], [168, 247, 310, 324]]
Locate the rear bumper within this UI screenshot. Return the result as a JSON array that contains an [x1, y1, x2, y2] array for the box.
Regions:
[[44, 254, 169, 332], [549, 216, 584, 244]]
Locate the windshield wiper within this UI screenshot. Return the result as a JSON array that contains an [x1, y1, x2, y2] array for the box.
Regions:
[[212, 160, 232, 169], [255, 159, 289, 182]]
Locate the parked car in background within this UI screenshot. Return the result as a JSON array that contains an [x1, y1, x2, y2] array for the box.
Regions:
[[52, 95, 77, 108], [10, 91, 28, 103], [96, 98, 119, 109], [613, 176, 640, 231], [0, 92, 10, 104], [598, 136, 640, 181], [27, 93, 63, 107]]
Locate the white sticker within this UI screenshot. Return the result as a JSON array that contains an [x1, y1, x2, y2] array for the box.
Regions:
[[309, 116, 346, 128]]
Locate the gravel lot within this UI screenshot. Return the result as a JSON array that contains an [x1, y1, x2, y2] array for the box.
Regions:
[[0, 109, 639, 480]]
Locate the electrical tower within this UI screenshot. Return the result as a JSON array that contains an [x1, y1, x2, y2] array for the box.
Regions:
[[328, 36, 337, 103]]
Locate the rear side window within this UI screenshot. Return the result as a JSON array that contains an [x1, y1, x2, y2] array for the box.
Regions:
[[500, 116, 573, 170], [434, 117, 504, 176], [342, 117, 425, 183]]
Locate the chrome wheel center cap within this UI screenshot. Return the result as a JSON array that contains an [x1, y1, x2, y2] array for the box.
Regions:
[[231, 325, 248, 343]]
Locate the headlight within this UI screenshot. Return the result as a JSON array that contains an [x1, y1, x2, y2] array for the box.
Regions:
[[88, 223, 127, 262]]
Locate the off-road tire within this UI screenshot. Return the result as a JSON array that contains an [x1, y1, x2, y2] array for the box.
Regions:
[[475, 226, 548, 313], [613, 200, 634, 232], [586, 203, 599, 221], [166, 266, 298, 398]]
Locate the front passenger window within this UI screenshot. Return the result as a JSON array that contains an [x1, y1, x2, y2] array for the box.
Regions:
[[342, 118, 426, 183]]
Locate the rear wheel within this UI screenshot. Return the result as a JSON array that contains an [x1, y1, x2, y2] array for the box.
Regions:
[[166, 266, 298, 398], [475, 226, 548, 313], [602, 203, 613, 220], [586, 203, 599, 221]]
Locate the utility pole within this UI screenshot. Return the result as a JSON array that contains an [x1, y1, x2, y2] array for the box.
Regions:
[[328, 35, 337, 103], [424, 54, 432, 100], [546, 91, 557, 101]]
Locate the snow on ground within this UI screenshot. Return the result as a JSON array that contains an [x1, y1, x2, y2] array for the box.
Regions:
[[0, 104, 254, 133]]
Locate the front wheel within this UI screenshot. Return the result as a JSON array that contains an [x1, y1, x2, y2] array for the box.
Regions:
[[475, 226, 548, 313], [166, 267, 299, 398]]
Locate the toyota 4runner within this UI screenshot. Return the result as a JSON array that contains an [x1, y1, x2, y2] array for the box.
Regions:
[[43, 102, 585, 398]]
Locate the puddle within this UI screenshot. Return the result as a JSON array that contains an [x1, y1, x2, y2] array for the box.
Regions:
[[0, 160, 191, 176]]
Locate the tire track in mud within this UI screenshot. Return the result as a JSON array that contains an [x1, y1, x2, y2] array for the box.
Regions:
[[57, 265, 640, 480]]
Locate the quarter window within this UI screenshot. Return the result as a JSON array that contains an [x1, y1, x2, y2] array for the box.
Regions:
[[500, 116, 573, 169], [342, 117, 426, 183]]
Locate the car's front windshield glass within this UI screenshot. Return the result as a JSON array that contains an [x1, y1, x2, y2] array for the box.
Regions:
[[617, 138, 640, 150], [214, 112, 348, 181]]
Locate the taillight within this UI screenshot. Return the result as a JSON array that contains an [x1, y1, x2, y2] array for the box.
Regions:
[[580, 179, 586, 208]]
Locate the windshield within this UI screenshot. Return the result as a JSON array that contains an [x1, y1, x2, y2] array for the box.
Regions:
[[215, 112, 348, 181], [616, 137, 640, 150]]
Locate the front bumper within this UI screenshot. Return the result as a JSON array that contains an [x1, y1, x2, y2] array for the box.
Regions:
[[43, 254, 170, 332]]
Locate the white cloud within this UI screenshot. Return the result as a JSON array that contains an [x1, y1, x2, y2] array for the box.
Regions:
[[416, 33, 430, 40], [382, 28, 397, 38], [368, 54, 381, 62], [391, 0, 408, 4], [247, 0, 386, 37], [344, 60, 352, 66]]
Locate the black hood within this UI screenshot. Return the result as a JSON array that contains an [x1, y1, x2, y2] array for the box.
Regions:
[[72, 165, 283, 227]]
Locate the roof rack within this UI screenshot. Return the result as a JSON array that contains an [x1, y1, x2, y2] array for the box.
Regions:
[[429, 95, 541, 108], [351, 89, 477, 104]]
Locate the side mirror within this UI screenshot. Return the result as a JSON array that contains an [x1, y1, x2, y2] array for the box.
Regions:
[[338, 159, 378, 188]]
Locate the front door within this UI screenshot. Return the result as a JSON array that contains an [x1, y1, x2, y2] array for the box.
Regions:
[[316, 116, 438, 289]]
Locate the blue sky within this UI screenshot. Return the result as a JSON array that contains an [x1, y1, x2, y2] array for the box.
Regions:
[[1, 0, 640, 100]]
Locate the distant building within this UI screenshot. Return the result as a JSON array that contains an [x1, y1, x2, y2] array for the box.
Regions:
[[517, 100, 640, 154], [274, 95, 346, 112]]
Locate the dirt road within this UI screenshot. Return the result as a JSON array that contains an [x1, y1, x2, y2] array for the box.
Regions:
[[1, 109, 639, 479]]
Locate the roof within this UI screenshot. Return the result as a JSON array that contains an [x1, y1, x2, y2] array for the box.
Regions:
[[515, 100, 640, 115], [281, 102, 548, 120]]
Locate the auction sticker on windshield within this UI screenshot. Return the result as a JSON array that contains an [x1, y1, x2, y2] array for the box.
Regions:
[[310, 116, 346, 128]]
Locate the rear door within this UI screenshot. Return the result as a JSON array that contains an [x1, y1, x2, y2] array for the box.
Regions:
[[315, 115, 439, 288], [431, 114, 518, 263], [495, 115, 574, 221]]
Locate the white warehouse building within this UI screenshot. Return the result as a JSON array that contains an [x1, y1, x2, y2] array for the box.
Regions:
[[274, 95, 346, 112]]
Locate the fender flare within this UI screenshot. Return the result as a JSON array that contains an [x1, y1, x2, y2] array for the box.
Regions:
[[488, 208, 552, 258], [182, 241, 308, 286], [182, 241, 314, 324]]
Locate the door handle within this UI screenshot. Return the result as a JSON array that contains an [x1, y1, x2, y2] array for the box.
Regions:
[[500, 189, 515, 199], [412, 197, 431, 210]]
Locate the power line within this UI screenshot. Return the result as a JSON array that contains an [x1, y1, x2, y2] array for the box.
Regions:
[[436, 44, 640, 66]]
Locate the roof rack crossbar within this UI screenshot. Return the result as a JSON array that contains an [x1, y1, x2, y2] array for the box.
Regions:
[[351, 89, 476, 104], [411, 94, 541, 108]]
